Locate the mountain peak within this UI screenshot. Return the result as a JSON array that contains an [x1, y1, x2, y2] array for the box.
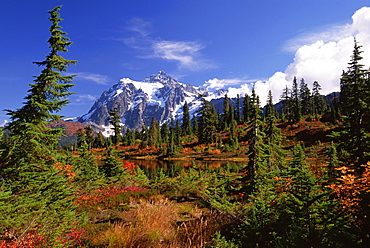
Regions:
[[144, 71, 176, 85]]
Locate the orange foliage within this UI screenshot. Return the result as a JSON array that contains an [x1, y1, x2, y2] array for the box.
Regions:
[[54, 162, 76, 183], [208, 149, 221, 155], [122, 160, 136, 173], [0, 228, 86, 248], [328, 163, 370, 212], [74, 185, 146, 208], [0, 231, 46, 248], [183, 147, 192, 153]]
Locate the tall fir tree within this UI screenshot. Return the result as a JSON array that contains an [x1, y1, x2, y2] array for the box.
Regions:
[[222, 94, 230, 130], [0, 6, 80, 244], [291, 76, 302, 122], [244, 89, 266, 190], [280, 85, 291, 121], [181, 101, 192, 135], [235, 93, 242, 124], [299, 78, 312, 116], [160, 122, 170, 144], [108, 103, 122, 145], [312, 81, 326, 118], [337, 39, 370, 169], [198, 97, 218, 144], [148, 117, 161, 148], [242, 93, 252, 123], [264, 91, 286, 170]]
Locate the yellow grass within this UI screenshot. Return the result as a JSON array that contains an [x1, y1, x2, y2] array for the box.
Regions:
[[90, 197, 230, 247]]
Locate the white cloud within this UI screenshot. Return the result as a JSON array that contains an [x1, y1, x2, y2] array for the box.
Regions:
[[126, 18, 152, 37], [203, 78, 254, 90], [75, 72, 110, 85], [152, 40, 214, 71], [0, 119, 8, 127], [72, 94, 97, 105], [123, 18, 215, 71], [215, 7, 370, 105]]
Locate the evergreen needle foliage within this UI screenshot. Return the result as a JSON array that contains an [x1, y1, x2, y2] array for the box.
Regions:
[[0, 6, 80, 245]]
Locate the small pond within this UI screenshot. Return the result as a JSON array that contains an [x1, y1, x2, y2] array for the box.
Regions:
[[126, 158, 247, 179]]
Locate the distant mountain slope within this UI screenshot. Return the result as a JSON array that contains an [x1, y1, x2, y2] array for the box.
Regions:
[[77, 71, 339, 134], [78, 71, 210, 130]]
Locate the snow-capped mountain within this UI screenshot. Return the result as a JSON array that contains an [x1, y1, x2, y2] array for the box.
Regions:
[[78, 71, 209, 130]]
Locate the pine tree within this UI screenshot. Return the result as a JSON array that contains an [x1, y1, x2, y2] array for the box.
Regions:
[[244, 89, 265, 190], [181, 101, 192, 135], [0, 6, 79, 244], [338, 39, 370, 169], [124, 128, 135, 146], [326, 141, 339, 180], [148, 117, 161, 148], [299, 78, 312, 116], [312, 81, 326, 118], [278, 143, 348, 247], [198, 97, 218, 144], [264, 91, 286, 170], [108, 104, 122, 145], [94, 131, 106, 148], [222, 94, 230, 130], [280, 85, 291, 121], [174, 119, 181, 146], [73, 142, 102, 188], [191, 114, 199, 134], [235, 93, 242, 124], [291, 76, 302, 122], [242, 93, 252, 123]]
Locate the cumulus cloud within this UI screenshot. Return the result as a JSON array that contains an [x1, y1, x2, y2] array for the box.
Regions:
[[217, 7, 370, 105], [0, 119, 8, 127], [203, 78, 254, 90], [75, 72, 110, 85]]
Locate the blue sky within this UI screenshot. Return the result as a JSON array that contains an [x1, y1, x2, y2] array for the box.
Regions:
[[1, 0, 370, 124]]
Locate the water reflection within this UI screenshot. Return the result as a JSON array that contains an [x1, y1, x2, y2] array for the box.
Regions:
[[126, 159, 246, 179]]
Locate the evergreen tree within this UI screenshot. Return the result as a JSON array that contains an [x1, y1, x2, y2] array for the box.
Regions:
[[174, 119, 181, 146], [108, 104, 122, 145], [139, 123, 148, 143], [94, 131, 106, 148], [278, 143, 349, 247], [198, 97, 218, 144], [160, 122, 170, 144], [181, 101, 192, 135], [264, 91, 286, 170], [244, 89, 265, 190], [100, 148, 124, 180], [222, 94, 230, 130], [280, 85, 291, 121], [5, 7, 77, 166], [76, 126, 94, 149], [167, 131, 179, 155], [326, 141, 339, 180], [84, 126, 94, 149], [337, 39, 370, 169], [124, 128, 135, 146], [73, 142, 102, 188], [148, 117, 161, 147], [191, 114, 199, 134], [235, 93, 242, 124], [299, 78, 312, 116], [291, 76, 302, 122], [312, 81, 326, 118], [242, 93, 252, 123], [0, 6, 79, 244]]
